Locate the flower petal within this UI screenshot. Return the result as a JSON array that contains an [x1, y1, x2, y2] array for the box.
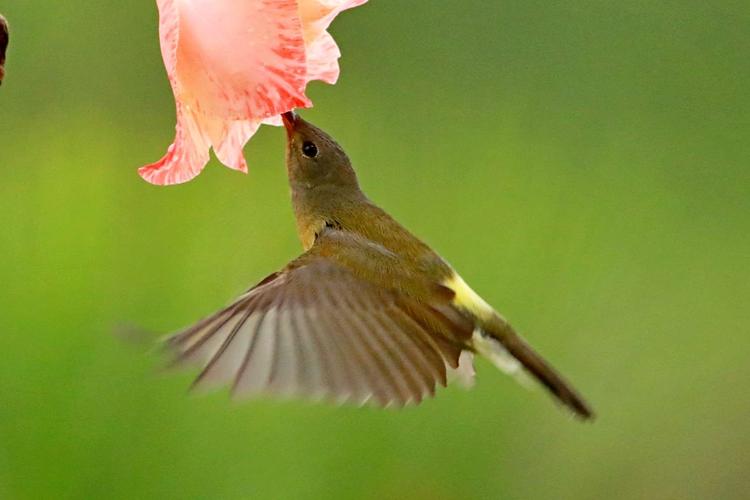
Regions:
[[156, 0, 179, 91], [299, 0, 367, 84], [175, 0, 310, 120], [262, 115, 283, 127], [139, 101, 210, 185], [210, 120, 261, 173]]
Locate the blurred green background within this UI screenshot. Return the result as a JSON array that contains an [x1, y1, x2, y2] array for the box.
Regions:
[[1, 1, 749, 499]]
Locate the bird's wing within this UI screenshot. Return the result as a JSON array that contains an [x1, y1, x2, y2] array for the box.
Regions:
[[165, 236, 473, 407]]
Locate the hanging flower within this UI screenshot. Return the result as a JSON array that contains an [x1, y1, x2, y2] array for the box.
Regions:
[[139, 0, 366, 185]]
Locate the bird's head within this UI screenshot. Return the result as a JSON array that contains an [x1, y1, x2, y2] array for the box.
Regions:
[[282, 111, 359, 191]]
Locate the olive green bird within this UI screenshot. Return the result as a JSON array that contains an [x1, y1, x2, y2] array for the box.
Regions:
[[166, 112, 594, 419]]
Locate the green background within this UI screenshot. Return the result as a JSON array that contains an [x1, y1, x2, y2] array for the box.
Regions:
[[1, 1, 748, 498]]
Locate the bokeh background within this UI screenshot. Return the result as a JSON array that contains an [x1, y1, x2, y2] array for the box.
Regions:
[[1, 1, 749, 499]]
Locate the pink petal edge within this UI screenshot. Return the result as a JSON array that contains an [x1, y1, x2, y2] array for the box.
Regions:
[[138, 101, 210, 185], [140, 0, 367, 185], [301, 0, 368, 84]]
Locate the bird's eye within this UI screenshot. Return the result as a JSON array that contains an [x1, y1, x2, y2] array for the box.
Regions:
[[301, 141, 318, 158]]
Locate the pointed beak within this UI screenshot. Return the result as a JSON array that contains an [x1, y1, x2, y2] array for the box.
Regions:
[[281, 111, 298, 138]]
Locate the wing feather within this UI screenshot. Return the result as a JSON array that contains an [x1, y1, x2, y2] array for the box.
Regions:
[[299, 284, 352, 402], [233, 308, 275, 395], [368, 308, 428, 404], [322, 295, 379, 404], [268, 306, 300, 395], [392, 308, 444, 394], [332, 299, 396, 405], [343, 284, 422, 405], [361, 304, 420, 404], [193, 304, 257, 390], [289, 306, 326, 397], [164, 248, 471, 407]]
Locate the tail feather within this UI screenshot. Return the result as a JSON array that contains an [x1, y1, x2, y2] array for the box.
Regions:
[[478, 317, 594, 420]]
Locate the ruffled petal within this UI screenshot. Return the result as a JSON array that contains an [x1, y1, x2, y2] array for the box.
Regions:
[[139, 101, 211, 185], [210, 120, 261, 173], [299, 0, 367, 84], [304, 30, 340, 84]]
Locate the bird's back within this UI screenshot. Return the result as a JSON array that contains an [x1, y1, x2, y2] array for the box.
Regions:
[[292, 187, 454, 286]]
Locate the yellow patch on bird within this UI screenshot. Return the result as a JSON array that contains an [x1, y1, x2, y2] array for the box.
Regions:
[[443, 272, 495, 322]]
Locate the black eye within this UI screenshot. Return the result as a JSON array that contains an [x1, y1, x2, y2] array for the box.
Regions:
[[301, 141, 318, 158]]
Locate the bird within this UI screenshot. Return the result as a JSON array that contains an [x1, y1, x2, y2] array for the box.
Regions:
[[165, 111, 594, 419]]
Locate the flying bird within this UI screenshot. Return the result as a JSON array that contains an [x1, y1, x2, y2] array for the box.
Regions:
[[165, 112, 594, 419]]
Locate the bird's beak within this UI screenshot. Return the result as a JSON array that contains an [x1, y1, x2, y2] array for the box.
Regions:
[[281, 111, 298, 138]]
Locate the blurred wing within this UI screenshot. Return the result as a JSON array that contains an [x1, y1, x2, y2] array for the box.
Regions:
[[166, 256, 471, 407]]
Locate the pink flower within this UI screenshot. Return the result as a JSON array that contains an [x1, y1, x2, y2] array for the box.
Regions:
[[139, 0, 366, 185]]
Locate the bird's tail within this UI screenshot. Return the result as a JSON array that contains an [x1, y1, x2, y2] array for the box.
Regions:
[[476, 315, 594, 420]]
